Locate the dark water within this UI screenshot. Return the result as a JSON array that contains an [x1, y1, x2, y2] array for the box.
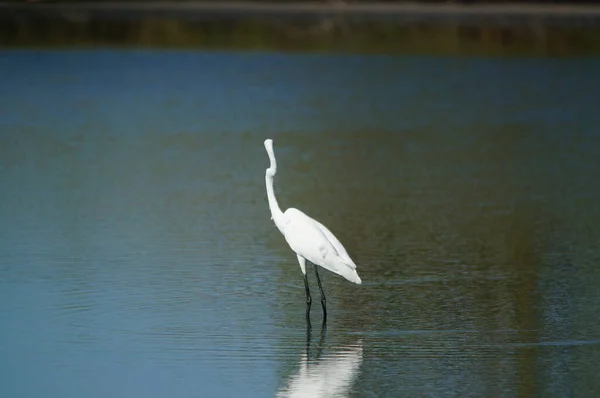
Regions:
[[1, 50, 600, 397]]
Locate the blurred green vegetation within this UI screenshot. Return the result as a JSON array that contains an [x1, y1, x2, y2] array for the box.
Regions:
[[1, 2, 600, 55]]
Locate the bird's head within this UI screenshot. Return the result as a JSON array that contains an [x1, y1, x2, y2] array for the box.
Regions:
[[264, 138, 277, 173], [264, 139, 273, 153]]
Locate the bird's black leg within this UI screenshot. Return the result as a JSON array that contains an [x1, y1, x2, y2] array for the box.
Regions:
[[304, 273, 312, 327], [314, 265, 327, 322]]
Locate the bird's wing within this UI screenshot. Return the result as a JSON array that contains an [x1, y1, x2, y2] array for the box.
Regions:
[[282, 209, 330, 265], [311, 219, 356, 269], [283, 208, 356, 269]]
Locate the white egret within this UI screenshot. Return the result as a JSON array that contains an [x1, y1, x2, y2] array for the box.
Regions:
[[264, 139, 362, 322]]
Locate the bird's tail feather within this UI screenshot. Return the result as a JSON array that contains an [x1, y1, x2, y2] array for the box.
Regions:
[[339, 264, 362, 285]]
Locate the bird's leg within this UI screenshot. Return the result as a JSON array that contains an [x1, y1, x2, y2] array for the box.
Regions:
[[303, 272, 312, 325], [314, 265, 327, 322], [297, 255, 312, 325]]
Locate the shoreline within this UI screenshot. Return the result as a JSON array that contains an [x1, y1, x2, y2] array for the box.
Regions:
[[2, 2, 600, 55]]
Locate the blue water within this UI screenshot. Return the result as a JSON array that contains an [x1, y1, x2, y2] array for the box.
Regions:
[[1, 49, 600, 397]]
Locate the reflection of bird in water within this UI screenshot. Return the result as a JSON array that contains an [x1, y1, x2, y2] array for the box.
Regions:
[[277, 322, 363, 398], [264, 139, 362, 325]]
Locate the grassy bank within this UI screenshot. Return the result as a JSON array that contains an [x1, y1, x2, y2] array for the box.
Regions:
[[2, 2, 600, 55]]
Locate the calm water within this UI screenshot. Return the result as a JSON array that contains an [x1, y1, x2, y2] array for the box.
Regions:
[[1, 50, 600, 397]]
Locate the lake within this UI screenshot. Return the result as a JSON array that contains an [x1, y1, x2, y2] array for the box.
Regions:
[[1, 49, 600, 397]]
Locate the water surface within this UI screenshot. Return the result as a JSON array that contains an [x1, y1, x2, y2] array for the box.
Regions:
[[1, 50, 600, 397]]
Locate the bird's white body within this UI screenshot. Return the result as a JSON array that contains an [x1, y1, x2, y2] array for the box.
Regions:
[[264, 139, 361, 285], [280, 208, 361, 284]]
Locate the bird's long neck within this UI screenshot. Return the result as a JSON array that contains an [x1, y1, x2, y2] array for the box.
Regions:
[[265, 171, 285, 232]]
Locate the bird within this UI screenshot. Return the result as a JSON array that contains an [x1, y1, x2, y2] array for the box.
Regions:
[[263, 139, 362, 323]]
